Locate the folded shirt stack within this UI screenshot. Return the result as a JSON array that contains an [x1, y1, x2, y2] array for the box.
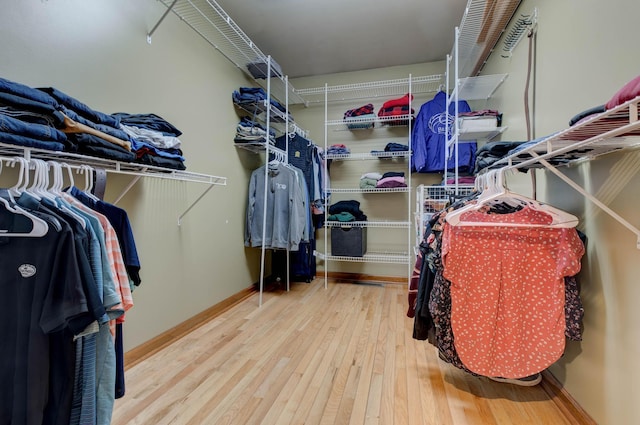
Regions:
[[344, 103, 376, 130], [0, 77, 186, 170], [232, 86, 287, 115], [326, 143, 350, 155], [234, 116, 275, 145], [376, 171, 407, 188], [371, 142, 409, 157], [378, 93, 415, 125], [328, 200, 367, 222], [360, 172, 382, 189]]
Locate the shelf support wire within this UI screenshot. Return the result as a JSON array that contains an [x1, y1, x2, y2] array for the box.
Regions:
[[523, 153, 640, 249], [147, 0, 179, 44]]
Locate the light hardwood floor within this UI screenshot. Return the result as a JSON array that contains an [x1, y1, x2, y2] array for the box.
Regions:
[[113, 280, 581, 425]]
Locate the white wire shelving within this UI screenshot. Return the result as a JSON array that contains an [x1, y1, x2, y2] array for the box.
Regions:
[[325, 151, 411, 161], [296, 75, 444, 105], [315, 76, 426, 288], [328, 187, 411, 194], [315, 251, 410, 265], [150, 0, 305, 105], [325, 220, 411, 229], [455, 0, 523, 78], [0, 142, 227, 225], [483, 96, 640, 248]]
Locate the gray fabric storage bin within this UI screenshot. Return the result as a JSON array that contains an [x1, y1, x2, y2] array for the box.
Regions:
[[331, 226, 367, 257]]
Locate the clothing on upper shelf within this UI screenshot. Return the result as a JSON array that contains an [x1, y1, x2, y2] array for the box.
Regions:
[[344, 104, 376, 129], [376, 176, 407, 188], [246, 57, 283, 79], [232, 86, 287, 115], [344, 114, 376, 130], [234, 116, 276, 146], [411, 91, 476, 174], [378, 93, 415, 125], [605, 74, 640, 110], [0, 77, 186, 170]]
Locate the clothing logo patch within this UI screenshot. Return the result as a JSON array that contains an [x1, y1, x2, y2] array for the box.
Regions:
[[18, 264, 36, 278], [275, 183, 287, 190], [428, 112, 454, 135]]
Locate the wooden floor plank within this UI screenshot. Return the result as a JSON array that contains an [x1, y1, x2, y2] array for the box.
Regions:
[[113, 280, 591, 425]]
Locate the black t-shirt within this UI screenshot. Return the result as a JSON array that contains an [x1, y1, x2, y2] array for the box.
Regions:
[[0, 208, 87, 425]]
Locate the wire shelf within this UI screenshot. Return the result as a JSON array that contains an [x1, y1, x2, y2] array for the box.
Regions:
[[296, 75, 444, 104], [0, 142, 226, 185], [325, 151, 410, 161], [154, 0, 305, 105], [315, 251, 411, 264], [326, 187, 410, 194], [325, 221, 411, 228]]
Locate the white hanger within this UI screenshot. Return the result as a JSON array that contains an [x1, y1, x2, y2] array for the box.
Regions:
[[61, 162, 75, 189], [445, 167, 579, 228], [8, 157, 29, 198], [0, 159, 49, 237], [47, 161, 87, 229]]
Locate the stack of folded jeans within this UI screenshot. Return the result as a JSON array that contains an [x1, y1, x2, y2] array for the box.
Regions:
[[232, 87, 287, 115], [0, 77, 188, 170], [115, 113, 186, 170], [234, 116, 275, 146], [0, 77, 71, 151]]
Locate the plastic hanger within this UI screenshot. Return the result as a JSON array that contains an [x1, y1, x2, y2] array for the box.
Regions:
[[445, 167, 579, 228], [79, 165, 100, 201], [47, 161, 87, 229], [0, 160, 49, 237]]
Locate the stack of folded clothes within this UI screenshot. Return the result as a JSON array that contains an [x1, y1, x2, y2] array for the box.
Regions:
[[232, 86, 288, 121], [328, 200, 367, 222], [343, 103, 376, 130], [233, 116, 275, 146], [360, 172, 382, 189], [114, 113, 185, 170], [0, 77, 187, 170], [326, 144, 350, 155], [370, 142, 409, 157], [376, 171, 407, 188], [378, 93, 415, 125]]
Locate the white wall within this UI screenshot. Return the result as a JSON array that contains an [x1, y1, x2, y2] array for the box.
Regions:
[[480, 1, 640, 423], [0, 0, 263, 351]]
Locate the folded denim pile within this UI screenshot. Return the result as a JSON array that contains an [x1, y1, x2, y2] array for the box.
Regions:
[[233, 116, 275, 146], [232, 86, 287, 118], [0, 77, 186, 170], [370, 142, 409, 157]]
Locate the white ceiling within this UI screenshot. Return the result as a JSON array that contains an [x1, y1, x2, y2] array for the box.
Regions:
[[215, 0, 469, 78]]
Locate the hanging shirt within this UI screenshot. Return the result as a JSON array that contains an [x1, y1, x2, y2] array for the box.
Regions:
[[441, 207, 585, 378], [411, 91, 476, 173]]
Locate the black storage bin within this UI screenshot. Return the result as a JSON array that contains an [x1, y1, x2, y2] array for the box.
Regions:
[[331, 226, 367, 257]]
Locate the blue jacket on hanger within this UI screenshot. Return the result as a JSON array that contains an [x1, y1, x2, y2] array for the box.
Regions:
[[411, 91, 477, 173]]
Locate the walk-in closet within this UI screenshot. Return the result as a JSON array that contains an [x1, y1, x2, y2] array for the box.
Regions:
[[2, 0, 639, 424]]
